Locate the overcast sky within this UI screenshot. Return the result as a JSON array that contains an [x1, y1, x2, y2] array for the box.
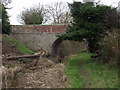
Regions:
[[7, 0, 120, 25]]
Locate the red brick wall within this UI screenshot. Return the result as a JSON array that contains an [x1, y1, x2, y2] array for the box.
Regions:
[[11, 25, 68, 33], [34, 25, 68, 33]]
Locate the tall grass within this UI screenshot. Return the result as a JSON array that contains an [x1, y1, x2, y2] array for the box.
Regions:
[[65, 53, 118, 88]]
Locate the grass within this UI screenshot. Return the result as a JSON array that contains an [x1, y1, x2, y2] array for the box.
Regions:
[[3, 35, 34, 54], [64, 53, 118, 88]]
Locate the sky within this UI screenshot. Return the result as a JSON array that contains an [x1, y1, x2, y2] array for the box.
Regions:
[[7, 0, 120, 25]]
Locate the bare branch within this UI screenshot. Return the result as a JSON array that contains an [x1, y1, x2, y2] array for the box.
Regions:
[[45, 2, 72, 24]]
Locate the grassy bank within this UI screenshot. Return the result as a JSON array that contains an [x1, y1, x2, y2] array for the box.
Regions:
[[3, 35, 34, 54], [64, 53, 118, 88], [2, 35, 35, 87]]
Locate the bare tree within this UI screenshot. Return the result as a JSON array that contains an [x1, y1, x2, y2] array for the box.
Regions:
[[45, 2, 72, 24], [18, 4, 46, 25]]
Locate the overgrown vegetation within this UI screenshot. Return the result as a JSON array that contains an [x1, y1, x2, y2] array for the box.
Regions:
[[60, 2, 118, 57], [65, 53, 118, 88], [3, 35, 34, 54], [59, 2, 119, 77], [2, 1, 119, 88], [99, 29, 118, 63]]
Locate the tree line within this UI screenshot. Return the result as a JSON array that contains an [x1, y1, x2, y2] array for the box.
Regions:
[[17, 2, 72, 25]]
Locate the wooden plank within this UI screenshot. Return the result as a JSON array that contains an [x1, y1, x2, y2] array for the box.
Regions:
[[3, 53, 50, 60]]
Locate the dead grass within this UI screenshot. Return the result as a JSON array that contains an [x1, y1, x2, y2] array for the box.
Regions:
[[2, 65, 23, 87], [2, 57, 69, 88]]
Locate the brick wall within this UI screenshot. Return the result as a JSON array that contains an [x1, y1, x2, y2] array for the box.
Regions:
[[11, 25, 68, 33]]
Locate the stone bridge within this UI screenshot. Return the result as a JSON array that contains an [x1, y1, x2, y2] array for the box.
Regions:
[[11, 25, 68, 54]]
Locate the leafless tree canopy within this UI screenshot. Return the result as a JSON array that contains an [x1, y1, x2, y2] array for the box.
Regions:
[[18, 4, 46, 25], [18, 2, 72, 25], [45, 2, 72, 24]]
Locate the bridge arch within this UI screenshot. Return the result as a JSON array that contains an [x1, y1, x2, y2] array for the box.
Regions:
[[51, 37, 63, 57]]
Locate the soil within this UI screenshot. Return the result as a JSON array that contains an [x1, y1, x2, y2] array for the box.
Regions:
[[2, 39, 24, 57]]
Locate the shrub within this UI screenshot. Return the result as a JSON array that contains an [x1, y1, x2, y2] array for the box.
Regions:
[[99, 29, 118, 63]]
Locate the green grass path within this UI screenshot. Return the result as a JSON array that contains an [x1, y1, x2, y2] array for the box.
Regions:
[[64, 53, 118, 88]]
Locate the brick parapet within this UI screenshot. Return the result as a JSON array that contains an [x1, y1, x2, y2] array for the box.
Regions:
[[11, 25, 68, 34]]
